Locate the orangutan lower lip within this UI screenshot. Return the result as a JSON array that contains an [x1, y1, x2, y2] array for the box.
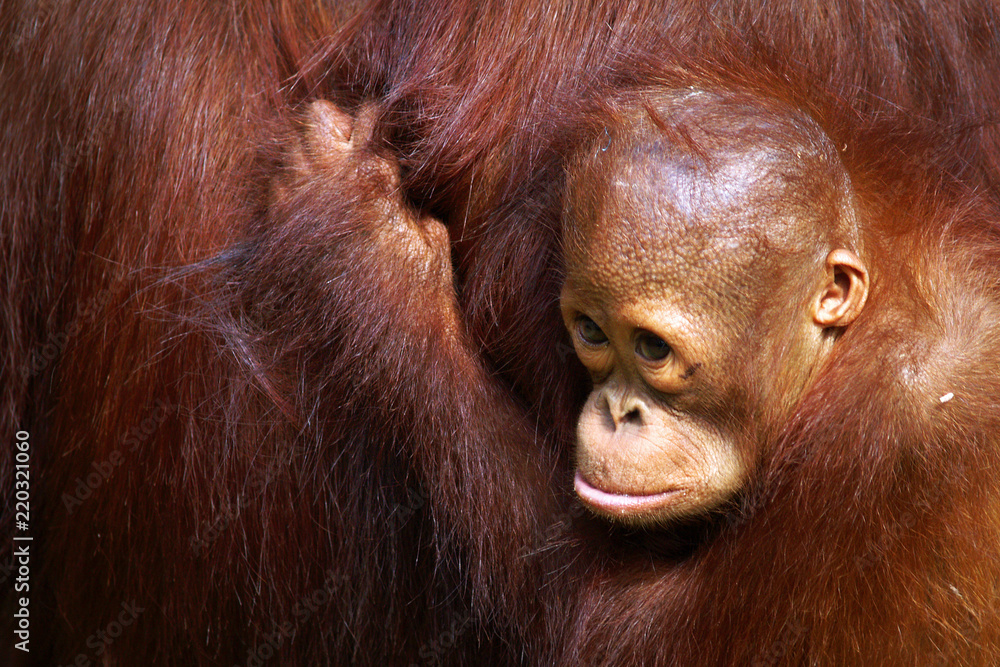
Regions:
[[574, 470, 678, 515]]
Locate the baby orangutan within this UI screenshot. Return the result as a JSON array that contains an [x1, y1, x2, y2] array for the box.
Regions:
[[560, 90, 869, 526]]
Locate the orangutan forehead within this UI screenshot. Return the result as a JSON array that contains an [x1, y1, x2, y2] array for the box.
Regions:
[[563, 98, 853, 304], [564, 151, 808, 304], [563, 217, 766, 314]]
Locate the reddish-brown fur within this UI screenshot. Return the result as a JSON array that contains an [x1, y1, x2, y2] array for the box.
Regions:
[[2, 1, 999, 665]]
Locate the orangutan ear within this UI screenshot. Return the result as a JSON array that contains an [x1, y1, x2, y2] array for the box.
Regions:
[[812, 249, 869, 327]]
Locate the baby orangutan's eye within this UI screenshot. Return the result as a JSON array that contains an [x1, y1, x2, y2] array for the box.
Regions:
[[635, 333, 670, 362], [577, 316, 608, 346]]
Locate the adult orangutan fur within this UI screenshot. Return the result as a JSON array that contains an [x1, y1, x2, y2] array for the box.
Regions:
[[1, 1, 999, 664]]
